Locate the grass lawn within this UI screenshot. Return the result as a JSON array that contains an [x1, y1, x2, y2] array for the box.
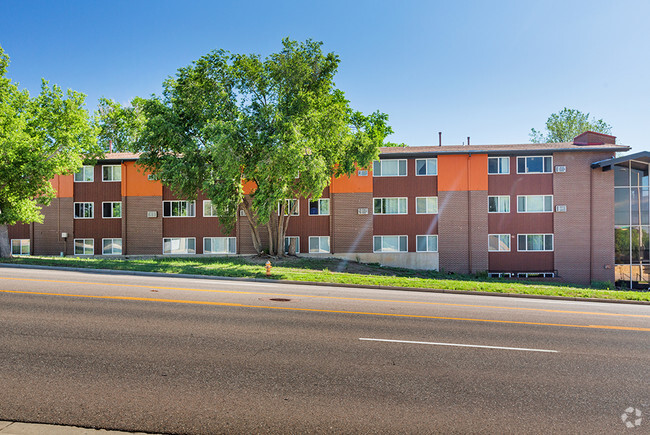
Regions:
[[2, 255, 649, 302]]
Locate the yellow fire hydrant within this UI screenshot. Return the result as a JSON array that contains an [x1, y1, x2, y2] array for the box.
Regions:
[[265, 260, 272, 276]]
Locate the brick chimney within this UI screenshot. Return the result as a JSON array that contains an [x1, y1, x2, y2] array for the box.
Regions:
[[573, 131, 616, 145]]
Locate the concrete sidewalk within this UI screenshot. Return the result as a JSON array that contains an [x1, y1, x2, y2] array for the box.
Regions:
[[0, 421, 158, 435]]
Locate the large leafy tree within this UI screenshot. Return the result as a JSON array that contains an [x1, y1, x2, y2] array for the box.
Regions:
[[118, 39, 393, 256], [530, 107, 613, 143], [0, 46, 99, 257]]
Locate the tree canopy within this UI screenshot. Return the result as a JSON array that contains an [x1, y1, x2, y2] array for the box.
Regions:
[[0, 45, 99, 256], [107, 39, 393, 256], [530, 108, 613, 143]]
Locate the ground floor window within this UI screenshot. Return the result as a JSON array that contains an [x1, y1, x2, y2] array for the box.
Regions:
[[373, 235, 407, 253], [488, 234, 511, 252], [204, 237, 236, 254], [285, 236, 300, 254], [163, 237, 196, 254], [11, 239, 30, 256], [615, 226, 649, 264], [517, 234, 553, 252], [309, 236, 330, 253], [102, 238, 122, 255], [74, 239, 94, 255], [416, 235, 437, 252]]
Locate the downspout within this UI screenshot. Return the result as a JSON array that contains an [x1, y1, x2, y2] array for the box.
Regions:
[[589, 166, 593, 285]]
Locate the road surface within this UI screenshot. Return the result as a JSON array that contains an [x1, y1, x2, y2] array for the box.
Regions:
[[0, 266, 648, 433]]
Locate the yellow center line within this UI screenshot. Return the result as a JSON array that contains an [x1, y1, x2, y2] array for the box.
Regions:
[[1, 289, 649, 332], [1, 276, 648, 319]]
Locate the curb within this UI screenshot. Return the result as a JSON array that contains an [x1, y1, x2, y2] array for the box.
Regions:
[[2, 263, 649, 306]]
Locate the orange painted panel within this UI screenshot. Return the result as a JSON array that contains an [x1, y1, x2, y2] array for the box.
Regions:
[[242, 180, 257, 195], [123, 162, 162, 197], [330, 166, 373, 193], [438, 154, 487, 191], [51, 174, 73, 198]]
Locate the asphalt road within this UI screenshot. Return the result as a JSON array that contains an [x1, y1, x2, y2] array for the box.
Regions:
[[0, 266, 649, 434]]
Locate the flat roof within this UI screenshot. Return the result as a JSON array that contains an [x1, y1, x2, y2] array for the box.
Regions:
[[591, 151, 650, 169]]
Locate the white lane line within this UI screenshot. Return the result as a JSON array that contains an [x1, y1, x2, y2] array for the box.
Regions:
[[359, 338, 558, 353]]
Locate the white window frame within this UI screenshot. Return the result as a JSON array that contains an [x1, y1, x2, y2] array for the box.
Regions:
[[373, 197, 408, 215], [415, 197, 438, 214], [415, 235, 438, 252], [373, 159, 407, 177], [517, 234, 554, 252], [373, 235, 408, 253], [308, 236, 330, 253], [74, 166, 94, 182], [102, 238, 122, 255], [517, 195, 553, 213], [415, 158, 438, 176], [163, 237, 196, 254], [488, 234, 511, 252], [203, 237, 236, 254], [74, 238, 94, 255], [516, 156, 553, 174], [284, 236, 300, 254], [488, 157, 510, 175], [309, 198, 330, 216], [488, 195, 510, 213], [11, 239, 30, 256], [74, 202, 94, 219], [278, 199, 299, 216], [203, 200, 219, 217], [102, 164, 122, 182], [102, 201, 122, 218], [163, 200, 196, 218]]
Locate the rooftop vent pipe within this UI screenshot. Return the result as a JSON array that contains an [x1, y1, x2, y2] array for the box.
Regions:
[[438, 132, 442, 146], [467, 136, 470, 146]]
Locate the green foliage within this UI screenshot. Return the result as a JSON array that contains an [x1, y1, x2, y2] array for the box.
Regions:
[[96, 97, 146, 152], [530, 107, 613, 143], [0, 45, 100, 228], [118, 39, 393, 254]]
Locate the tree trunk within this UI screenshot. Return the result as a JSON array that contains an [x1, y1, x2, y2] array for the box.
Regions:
[[240, 199, 262, 255], [0, 225, 11, 258]]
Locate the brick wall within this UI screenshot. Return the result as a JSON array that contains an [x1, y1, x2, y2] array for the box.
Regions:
[[33, 197, 73, 255], [125, 196, 162, 255], [469, 190, 488, 273], [331, 192, 373, 254], [438, 190, 469, 273]]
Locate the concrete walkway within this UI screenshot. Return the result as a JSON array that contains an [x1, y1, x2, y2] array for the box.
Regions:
[[0, 421, 158, 435]]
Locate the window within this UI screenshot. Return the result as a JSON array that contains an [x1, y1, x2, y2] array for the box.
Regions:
[[163, 200, 195, 217], [74, 202, 94, 219], [308, 236, 330, 253], [374, 197, 407, 215], [11, 239, 30, 256], [518, 234, 553, 252], [488, 157, 510, 174], [416, 235, 438, 252], [74, 239, 94, 255], [517, 156, 552, 174], [373, 159, 407, 177], [488, 196, 510, 213], [102, 201, 122, 218], [416, 197, 438, 214], [279, 199, 299, 216], [284, 236, 300, 254], [488, 234, 511, 252], [416, 158, 437, 176], [203, 200, 219, 217], [102, 238, 122, 255], [74, 166, 94, 182], [102, 165, 121, 182], [374, 235, 408, 253], [163, 237, 196, 254], [204, 237, 236, 254], [309, 198, 330, 216], [517, 195, 553, 213]]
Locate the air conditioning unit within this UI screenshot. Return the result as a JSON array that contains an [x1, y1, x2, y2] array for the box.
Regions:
[[555, 205, 567, 212], [555, 165, 567, 173], [357, 208, 369, 215], [358, 170, 369, 177], [240, 210, 246, 216], [146, 211, 158, 218]]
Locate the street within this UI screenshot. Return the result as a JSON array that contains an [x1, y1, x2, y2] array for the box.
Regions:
[[0, 266, 648, 434]]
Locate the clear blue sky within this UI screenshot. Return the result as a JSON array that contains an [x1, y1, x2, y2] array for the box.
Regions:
[[2, 0, 649, 151]]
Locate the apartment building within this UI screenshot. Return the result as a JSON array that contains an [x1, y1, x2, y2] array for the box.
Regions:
[[9, 131, 633, 285]]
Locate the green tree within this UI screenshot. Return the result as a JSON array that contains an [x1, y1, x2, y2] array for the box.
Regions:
[[123, 39, 393, 256], [530, 108, 613, 143], [97, 97, 146, 152], [0, 46, 99, 257]]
